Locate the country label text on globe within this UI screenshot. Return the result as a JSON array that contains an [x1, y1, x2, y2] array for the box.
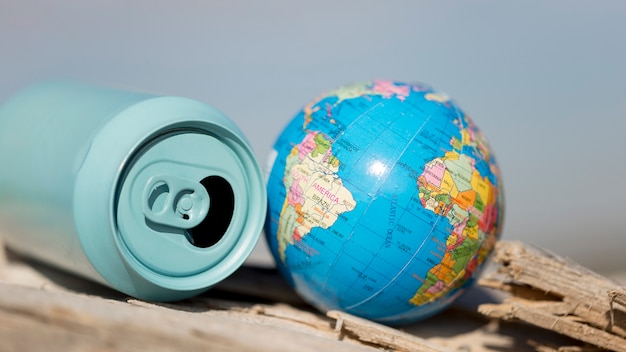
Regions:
[[265, 80, 504, 324]]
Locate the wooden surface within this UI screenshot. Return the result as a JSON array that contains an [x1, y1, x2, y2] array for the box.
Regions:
[[479, 241, 626, 352], [1, 239, 624, 351]]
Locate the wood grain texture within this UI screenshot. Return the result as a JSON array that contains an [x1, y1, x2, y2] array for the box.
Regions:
[[0, 282, 385, 352], [479, 241, 626, 352], [1, 237, 624, 351], [327, 310, 450, 352]]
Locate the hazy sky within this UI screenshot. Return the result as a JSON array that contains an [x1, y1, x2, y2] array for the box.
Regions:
[[1, 0, 624, 271]]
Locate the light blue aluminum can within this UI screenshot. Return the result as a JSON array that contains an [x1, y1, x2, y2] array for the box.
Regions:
[[0, 81, 266, 301]]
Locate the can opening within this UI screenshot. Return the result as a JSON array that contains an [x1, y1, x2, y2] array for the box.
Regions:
[[187, 176, 235, 248]]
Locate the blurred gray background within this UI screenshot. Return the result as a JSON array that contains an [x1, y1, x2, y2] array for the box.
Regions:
[[1, 1, 624, 272]]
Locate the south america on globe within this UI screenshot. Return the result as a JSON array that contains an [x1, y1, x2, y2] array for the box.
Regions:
[[265, 80, 504, 324]]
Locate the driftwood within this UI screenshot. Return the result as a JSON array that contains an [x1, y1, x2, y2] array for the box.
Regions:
[[328, 310, 451, 352], [0, 242, 453, 352], [479, 241, 626, 352], [1, 237, 624, 351]]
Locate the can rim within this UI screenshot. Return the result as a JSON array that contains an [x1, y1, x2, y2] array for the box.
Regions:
[[73, 96, 267, 301]]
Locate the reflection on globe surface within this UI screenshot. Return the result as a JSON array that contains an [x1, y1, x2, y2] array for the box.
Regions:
[[265, 80, 504, 324]]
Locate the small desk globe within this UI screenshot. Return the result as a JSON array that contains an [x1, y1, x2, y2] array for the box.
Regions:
[[265, 80, 504, 324]]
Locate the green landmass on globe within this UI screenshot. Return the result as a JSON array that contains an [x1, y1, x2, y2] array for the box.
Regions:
[[265, 80, 503, 324]]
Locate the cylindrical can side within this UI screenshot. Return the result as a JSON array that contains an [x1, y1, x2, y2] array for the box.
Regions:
[[0, 82, 268, 301], [0, 81, 155, 280]]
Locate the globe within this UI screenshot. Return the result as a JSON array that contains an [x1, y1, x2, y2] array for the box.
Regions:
[[264, 80, 504, 324]]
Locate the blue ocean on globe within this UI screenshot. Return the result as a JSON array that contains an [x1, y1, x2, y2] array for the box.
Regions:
[[265, 80, 504, 324]]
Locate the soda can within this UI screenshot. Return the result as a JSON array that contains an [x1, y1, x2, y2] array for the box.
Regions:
[[0, 81, 267, 301]]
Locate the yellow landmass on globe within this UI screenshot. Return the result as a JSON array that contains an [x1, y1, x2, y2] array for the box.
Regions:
[[471, 169, 493, 208], [276, 133, 356, 263], [409, 251, 466, 306], [440, 171, 459, 198], [424, 92, 450, 103]]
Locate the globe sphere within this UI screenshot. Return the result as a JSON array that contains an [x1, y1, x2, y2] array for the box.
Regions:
[[265, 80, 504, 324]]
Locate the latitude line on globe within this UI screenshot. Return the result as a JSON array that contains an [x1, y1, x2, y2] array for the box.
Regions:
[[343, 214, 445, 311], [300, 100, 388, 258], [314, 101, 392, 287], [341, 109, 463, 311], [309, 100, 391, 289], [346, 102, 464, 310], [321, 111, 435, 301]]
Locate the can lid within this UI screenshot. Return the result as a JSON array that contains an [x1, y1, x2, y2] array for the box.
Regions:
[[116, 131, 247, 277], [73, 96, 266, 300]]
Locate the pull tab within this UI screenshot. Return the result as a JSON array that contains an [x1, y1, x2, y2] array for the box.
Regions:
[[142, 175, 210, 229]]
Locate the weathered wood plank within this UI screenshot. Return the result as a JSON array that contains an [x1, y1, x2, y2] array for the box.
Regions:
[[480, 300, 626, 352], [0, 283, 374, 352], [3, 238, 624, 352], [479, 241, 626, 351], [327, 310, 450, 352]]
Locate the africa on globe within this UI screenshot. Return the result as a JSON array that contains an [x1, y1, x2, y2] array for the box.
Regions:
[[264, 80, 504, 324]]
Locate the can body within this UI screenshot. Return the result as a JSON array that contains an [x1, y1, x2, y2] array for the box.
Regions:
[[0, 82, 266, 301]]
